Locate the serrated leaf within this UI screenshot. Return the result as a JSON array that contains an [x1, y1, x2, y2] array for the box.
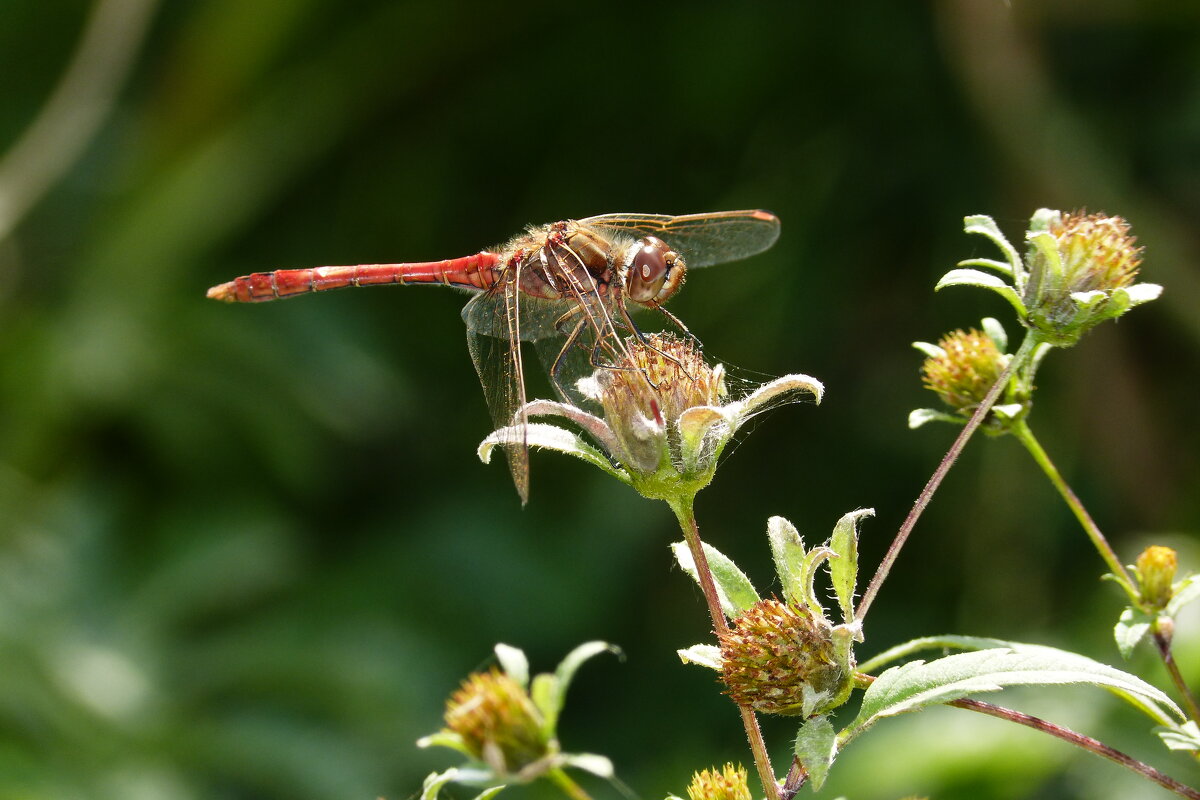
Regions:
[[830, 509, 872, 623], [768, 516, 808, 608], [844, 644, 1184, 742], [671, 541, 759, 618], [495, 643, 529, 688], [677, 644, 723, 670], [794, 715, 838, 790], [1114, 607, 1153, 660]]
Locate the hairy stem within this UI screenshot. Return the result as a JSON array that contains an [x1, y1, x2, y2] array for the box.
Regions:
[[670, 497, 780, 800], [856, 333, 1038, 622], [953, 698, 1200, 799]]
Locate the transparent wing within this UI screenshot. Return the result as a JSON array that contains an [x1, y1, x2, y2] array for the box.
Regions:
[[579, 209, 780, 268], [462, 275, 533, 503]]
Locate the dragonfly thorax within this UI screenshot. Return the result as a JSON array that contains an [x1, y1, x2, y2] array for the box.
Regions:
[[624, 236, 685, 307]]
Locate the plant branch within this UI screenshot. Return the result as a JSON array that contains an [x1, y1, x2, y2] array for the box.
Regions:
[[0, 0, 159, 242], [1010, 419, 1133, 590], [670, 497, 780, 800], [856, 333, 1038, 622], [1154, 628, 1200, 724], [952, 698, 1200, 799]]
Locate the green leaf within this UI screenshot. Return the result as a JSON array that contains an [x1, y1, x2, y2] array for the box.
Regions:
[[494, 643, 529, 688], [416, 731, 472, 756], [793, 715, 838, 790], [768, 516, 808, 608], [671, 541, 760, 618], [530, 673, 559, 734], [472, 787, 507, 800], [677, 644, 723, 670], [843, 644, 1185, 743], [981, 317, 1008, 352], [1114, 607, 1153, 660], [934, 269, 1027, 318], [478, 424, 631, 485], [962, 214, 1020, 276], [561, 753, 615, 778], [538, 641, 617, 734], [1167, 574, 1200, 617], [829, 509, 872, 624], [424, 769, 502, 800], [908, 408, 962, 429], [911, 341, 945, 359], [1158, 721, 1200, 753]]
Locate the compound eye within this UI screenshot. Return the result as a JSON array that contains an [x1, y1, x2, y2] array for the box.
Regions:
[[627, 236, 670, 303]]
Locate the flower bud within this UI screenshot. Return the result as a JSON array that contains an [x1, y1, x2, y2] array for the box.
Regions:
[[444, 668, 548, 774], [686, 763, 751, 800], [718, 599, 845, 716], [1135, 545, 1178, 612], [920, 328, 1006, 415], [1024, 210, 1147, 345]]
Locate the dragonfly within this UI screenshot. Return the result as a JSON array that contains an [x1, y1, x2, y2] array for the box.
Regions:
[[208, 209, 781, 503]]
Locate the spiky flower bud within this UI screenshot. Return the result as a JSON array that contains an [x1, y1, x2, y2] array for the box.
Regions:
[[718, 598, 845, 716], [686, 764, 751, 800], [1135, 545, 1178, 612], [1024, 210, 1152, 346], [921, 328, 1005, 413], [444, 668, 548, 774], [587, 333, 725, 474]]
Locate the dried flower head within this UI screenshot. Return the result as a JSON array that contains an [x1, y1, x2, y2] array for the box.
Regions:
[[1135, 545, 1179, 612], [444, 667, 547, 774], [937, 209, 1161, 348], [719, 598, 844, 716], [686, 763, 752, 800]]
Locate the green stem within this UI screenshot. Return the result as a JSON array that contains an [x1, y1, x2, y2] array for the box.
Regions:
[[856, 332, 1039, 622], [1010, 419, 1134, 592], [669, 496, 781, 800], [1153, 626, 1200, 724], [548, 767, 593, 800]]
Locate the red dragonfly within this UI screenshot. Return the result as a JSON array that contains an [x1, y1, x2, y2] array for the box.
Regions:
[[208, 210, 780, 502]]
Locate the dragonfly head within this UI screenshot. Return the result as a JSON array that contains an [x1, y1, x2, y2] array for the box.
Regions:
[[625, 236, 685, 306]]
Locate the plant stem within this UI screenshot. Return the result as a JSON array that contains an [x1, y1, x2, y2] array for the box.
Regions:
[[1010, 419, 1133, 590], [856, 333, 1038, 622], [669, 497, 781, 800], [1012, 421, 1200, 721], [548, 767, 594, 800], [1154, 628, 1200, 724], [952, 698, 1200, 799]]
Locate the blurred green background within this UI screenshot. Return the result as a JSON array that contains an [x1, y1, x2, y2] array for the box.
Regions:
[[1, 1, 1198, 798]]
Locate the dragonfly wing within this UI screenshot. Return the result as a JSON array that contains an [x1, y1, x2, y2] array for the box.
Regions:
[[462, 279, 531, 503], [581, 209, 780, 268]]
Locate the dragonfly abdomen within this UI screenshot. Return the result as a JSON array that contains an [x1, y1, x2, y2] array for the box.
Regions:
[[206, 252, 503, 303]]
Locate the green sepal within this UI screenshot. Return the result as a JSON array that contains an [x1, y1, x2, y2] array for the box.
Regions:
[[1158, 721, 1200, 753], [768, 516, 808, 608], [830, 508, 873, 624], [1114, 607, 1154, 660], [793, 715, 838, 790], [495, 643, 529, 688], [963, 213, 1021, 277], [1167, 574, 1200, 617], [537, 641, 618, 735], [677, 644, 723, 670], [671, 541, 759, 618]]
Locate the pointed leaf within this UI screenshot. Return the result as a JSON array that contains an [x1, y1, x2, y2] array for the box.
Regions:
[[843, 644, 1184, 743], [908, 408, 962, 429], [478, 424, 630, 485], [495, 643, 529, 688], [1168, 574, 1200, 617], [793, 715, 838, 790], [911, 341, 945, 359], [830, 509, 873, 623], [981, 317, 1008, 352], [963, 214, 1021, 276], [1158, 721, 1200, 753], [1114, 607, 1153, 660], [538, 641, 618, 734], [677, 644, 723, 670], [561, 753, 615, 778], [768, 516, 808, 608], [671, 541, 759, 618]]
